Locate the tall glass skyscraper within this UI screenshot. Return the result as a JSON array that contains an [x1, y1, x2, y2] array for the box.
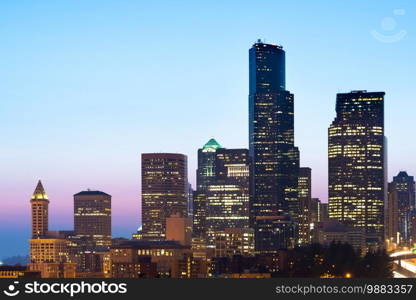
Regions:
[[249, 40, 300, 253], [141, 153, 188, 241], [205, 148, 250, 246], [194, 139, 251, 247], [193, 139, 223, 238], [328, 90, 386, 248]]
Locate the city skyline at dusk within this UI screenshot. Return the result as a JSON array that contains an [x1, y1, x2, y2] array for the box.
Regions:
[[1, 0, 416, 259]]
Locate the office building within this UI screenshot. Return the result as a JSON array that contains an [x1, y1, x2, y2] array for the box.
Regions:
[[142, 153, 188, 240], [74, 190, 112, 250], [212, 228, 255, 257], [110, 240, 206, 278], [328, 90, 386, 247], [28, 238, 76, 278], [386, 171, 415, 245], [193, 139, 223, 238], [248, 40, 300, 253], [205, 148, 250, 246]]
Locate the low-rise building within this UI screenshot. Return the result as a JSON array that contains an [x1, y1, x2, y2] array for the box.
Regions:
[[110, 240, 207, 278], [28, 238, 76, 278], [0, 266, 41, 278], [316, 220, 367, 254]]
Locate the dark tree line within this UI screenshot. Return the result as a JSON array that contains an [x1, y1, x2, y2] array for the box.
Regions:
[[274, 242, 392, 278]]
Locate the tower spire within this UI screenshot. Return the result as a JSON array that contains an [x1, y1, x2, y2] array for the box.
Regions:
[[32, 180, 48, 200]]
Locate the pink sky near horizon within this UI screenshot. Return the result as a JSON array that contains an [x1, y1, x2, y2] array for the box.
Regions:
[[0, 158, 330, 239]]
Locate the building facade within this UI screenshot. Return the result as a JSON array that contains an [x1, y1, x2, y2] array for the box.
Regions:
[[316, 220, 366, 254], [205, 148, 250, 247], [193, 139, 223, 238], [387, 171, 415, 245], [166, 213, 192, 246], [110, 241, 207, 278], [298, 167, 312, 244], [31, 180, 49, 238], [328, 90, 386, 247], [0, 266, 40, 278], [28, 180, 77, 278], [319, 202, 329, 222], [28, 238, 76, 278], [74, 190, 112, 250], [142, 153, 188, 241], [248, 40, 300, 253], [212, 228, 255, 257]]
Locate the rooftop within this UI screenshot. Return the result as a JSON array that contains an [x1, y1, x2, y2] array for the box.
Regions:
[[0, 265, 27, 271], [252, 39, 283, 50], [112, 240, 188, 250], [74, 190, 111, 196], [31, 180, 48, 200], [202, 138, 223, 152]]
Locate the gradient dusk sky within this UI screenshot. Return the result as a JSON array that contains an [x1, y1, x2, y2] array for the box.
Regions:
[[1, 0, 415, 259]]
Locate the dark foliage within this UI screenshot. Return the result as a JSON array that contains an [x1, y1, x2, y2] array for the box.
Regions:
[[274, 242, 392, 278]]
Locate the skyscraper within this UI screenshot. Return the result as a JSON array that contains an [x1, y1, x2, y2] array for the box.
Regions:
[[328, 90, 386, 247], [193, 139, 223, 238], [141, 153, 188, 241], [298, 167, 312, 244], [249, 40, 300, 252], [387, 171, 415, 245], [31, 180, 49, 238], [194, 140, 251, 246], [205, 148, 250, 247], [74, 190, 112, 249]]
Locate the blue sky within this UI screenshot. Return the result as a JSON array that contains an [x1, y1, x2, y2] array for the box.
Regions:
[[0, 0, 415, 259]]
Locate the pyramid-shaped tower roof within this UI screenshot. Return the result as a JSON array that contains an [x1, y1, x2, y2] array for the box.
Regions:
[[31, 180, 48, 200], [397, 171, 409, 177], [202, 138, 223, 152]]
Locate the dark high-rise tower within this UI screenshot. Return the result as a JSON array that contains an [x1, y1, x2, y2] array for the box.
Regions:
[[193, 139, 223, 238], [194, 139, 251, 246], [141, 153, 188, 241], [30, 180, 49, 238], [387, 171, 415, 245], [74, 190, 112, 249], [328, 90, 386, 247], [249, 40, 300, 252]]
